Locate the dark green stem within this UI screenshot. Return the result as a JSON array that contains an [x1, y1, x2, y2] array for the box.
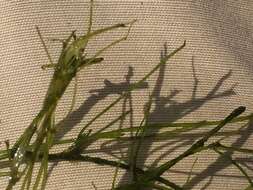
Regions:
[[47, 152, 182, 190]]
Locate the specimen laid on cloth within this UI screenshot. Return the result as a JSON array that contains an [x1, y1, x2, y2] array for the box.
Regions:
[[0, 1, 252, 189]]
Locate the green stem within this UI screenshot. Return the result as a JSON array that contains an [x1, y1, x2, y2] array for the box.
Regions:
[[47, 152, 182, 189], [141, 106, 246, 181], [213, 147, 253, 186]]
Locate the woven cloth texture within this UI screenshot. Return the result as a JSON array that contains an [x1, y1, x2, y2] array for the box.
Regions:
[[0, 0, 253, 189]]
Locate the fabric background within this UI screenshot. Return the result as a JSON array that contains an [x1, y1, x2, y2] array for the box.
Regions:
[[0, 0, 253, 189]]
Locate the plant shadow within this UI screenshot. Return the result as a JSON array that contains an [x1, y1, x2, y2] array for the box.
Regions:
[[54, 66, 148, 141], [96, 43, 244, 188], [184, 119, 253, 189], [47, 42, 250, 189], [47, 66, 148, 177]]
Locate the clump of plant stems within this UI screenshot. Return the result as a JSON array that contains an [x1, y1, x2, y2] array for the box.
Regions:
[[1, 0, 253, 189]]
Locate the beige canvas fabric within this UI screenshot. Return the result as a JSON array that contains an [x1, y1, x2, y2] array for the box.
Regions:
[[0, 0, 253, 189]]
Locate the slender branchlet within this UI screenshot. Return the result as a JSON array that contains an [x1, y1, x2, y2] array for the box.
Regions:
[[1, 0, 253, 190]]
